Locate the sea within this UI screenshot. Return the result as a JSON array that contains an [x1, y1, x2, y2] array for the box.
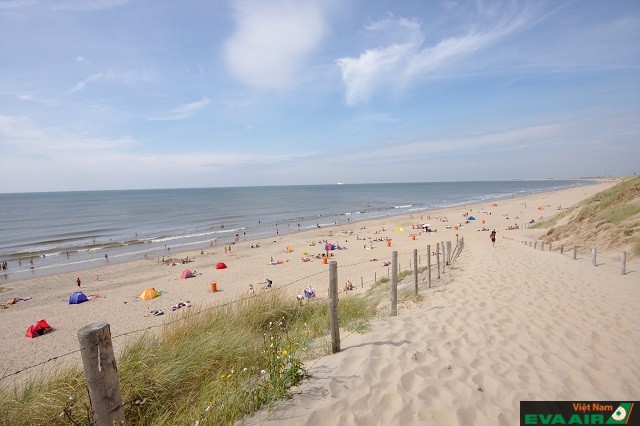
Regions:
[[0, 180, 593, 282]]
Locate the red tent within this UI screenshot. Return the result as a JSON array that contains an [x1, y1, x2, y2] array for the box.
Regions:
[[215, 262, 227, 270], [25, 320, 52, 338], [181, 269, 194, 279]]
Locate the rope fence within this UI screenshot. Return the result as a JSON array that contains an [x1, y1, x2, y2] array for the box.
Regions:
[[2, 236, 466, 424], [502, 235, 635, 276]]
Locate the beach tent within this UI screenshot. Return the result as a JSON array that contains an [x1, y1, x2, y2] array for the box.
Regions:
[[25, 319, 51, 338], [68, 291, 88, 304], [181, 269, 194, 279], [468, 216, 476, 220], [394, 226, 405, 232], [139, 288, 160, 300], [324, 243, 335, 251], [216, 262, 227, 270]]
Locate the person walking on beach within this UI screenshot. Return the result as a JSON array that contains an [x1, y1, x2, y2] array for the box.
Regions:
[[76, 277, 81, 287], [490, 230, 497, 247]]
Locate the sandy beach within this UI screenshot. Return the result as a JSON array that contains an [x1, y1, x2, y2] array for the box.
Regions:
[[2, 181, 639, 424]]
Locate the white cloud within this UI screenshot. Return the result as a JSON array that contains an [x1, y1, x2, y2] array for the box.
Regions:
[[147, 97, 211, 121], [337, 9, 530, 105], [224, 0, 329, 90]]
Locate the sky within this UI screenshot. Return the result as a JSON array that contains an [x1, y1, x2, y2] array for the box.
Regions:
[[1, 0, 639, 192]]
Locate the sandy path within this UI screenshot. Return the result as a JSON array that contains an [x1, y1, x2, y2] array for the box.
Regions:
[[243, 224, 640, 425]]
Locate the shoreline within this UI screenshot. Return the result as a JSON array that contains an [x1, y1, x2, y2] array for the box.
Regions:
[[0, 180, 600, 284], [0, 180, 625, 385]]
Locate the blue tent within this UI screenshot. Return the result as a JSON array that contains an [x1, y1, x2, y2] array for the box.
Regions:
[[69, 291, 88, 304], [468, 216, 476, 220]]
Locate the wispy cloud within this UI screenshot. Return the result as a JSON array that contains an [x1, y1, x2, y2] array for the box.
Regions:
[[71, 69, 154, 93], [0, 114, 317, 192], [224, 0, 330, 90], [337, 8, 530, 105], [17, 93, 57, 106], [147, 97, 211, 121], [49, 0, 131, 11], [0, 115, 135, 153], [0, 0, 36, 9]]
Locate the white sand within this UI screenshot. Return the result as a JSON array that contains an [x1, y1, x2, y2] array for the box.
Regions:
[[2, 181, 639, 424]]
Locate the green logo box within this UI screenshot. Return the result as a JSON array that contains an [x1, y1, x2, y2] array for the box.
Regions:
[[520, 401, 638, 425]]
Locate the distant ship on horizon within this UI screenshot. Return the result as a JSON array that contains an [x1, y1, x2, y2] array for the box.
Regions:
[[337, 182, 345, 185]]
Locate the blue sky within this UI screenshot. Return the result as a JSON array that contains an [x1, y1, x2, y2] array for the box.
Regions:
[[1, 0, 639, 192]]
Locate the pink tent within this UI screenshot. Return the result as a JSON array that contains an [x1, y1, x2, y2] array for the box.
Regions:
[[181, 269, 194, 279], [215, 262, 227, 270]]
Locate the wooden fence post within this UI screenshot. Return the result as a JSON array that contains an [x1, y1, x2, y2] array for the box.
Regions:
[[329, 261, 340, 353], [573, 246, 577, 260], [447, 241, 452, 265], [549, 242, 552, 252], [534, 241, 537, 250], [360, 276, 364, 289], [621, 251, 627, 275], [427, 244, 432, 289], [592, 247, 597, 266], [441, 240, 446, 273], [413, 249, 418, 295], [436, 243, 441, 279], [391, 251, 398, 316], [541, 242, 544, 251], [77, 323, 125, 426], [560, 244, 564, 254]]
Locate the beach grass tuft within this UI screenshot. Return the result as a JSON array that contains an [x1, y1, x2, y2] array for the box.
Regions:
[[0, 290, 375, 426]]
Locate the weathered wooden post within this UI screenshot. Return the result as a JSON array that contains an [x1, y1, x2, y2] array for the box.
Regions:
[[621, 251, 627, 275], [391, 251, 398, 316], [77, 323, 125, 426], [447, 241, 452, 265], [441, 240, 446, 273], [560, 244, 564, 254], [329, 261, 340, 353], [427, 244, 432, 289], [436, 243, 441, 279], [413, 249, 418, 295], [549, 242, 552, 252], [541, 242, 544, 251], [592, 247, 597, 266], [573, 246, 577, 260], [534, 241, 537, 250]]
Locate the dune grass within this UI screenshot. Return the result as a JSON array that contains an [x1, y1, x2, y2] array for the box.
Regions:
[[534, 176, 640, 257], [0, 291, 376, 426]]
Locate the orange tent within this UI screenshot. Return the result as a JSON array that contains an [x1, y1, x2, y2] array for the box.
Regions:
[[139, 288, 160, 300]]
